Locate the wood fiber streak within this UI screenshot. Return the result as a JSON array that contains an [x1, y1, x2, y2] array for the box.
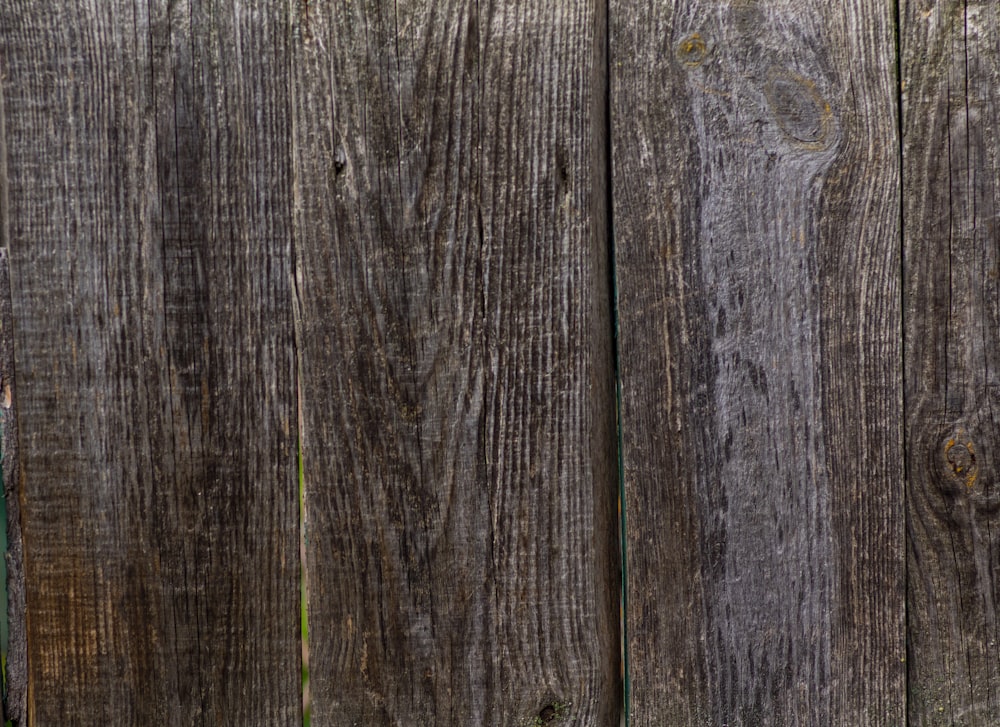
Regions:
[[903, 2, 1000, 724], [611, 1, 903, 724], [0, 3, 300, 724], [291, 0, 619, 724]]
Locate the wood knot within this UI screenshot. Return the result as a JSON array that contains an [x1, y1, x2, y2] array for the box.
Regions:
[[943, 434, 977, 489], [535, 701, 568, 724], [764, 67, 833, 149], [676, 33, 709, 66]]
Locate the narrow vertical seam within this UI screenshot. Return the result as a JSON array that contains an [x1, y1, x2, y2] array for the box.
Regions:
[[603, 0, 628, 724], [287, 4, 310, 724], [0, 13, 29, 727], [894, 1, 909, 724]]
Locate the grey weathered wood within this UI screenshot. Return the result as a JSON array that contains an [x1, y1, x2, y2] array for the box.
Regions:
[[290, 1, 620, 724], [611, 2, 904, 724], [902, 2, 1000, 723], [0, 3, 300, 724]]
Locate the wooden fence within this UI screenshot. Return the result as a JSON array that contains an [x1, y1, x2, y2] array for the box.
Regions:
[[0, 1, 993, 725]]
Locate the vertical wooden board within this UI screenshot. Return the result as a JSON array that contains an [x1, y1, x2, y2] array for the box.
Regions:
[[0, 3, 300, 724], [902, 2, 1000, 723], [611, 2, 903, 724], [291, 0, 619, 724]]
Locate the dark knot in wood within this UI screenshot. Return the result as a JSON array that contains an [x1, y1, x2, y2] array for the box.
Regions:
[[764, 67, 833, 149]]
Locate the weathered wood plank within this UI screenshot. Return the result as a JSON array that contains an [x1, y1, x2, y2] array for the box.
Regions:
[[902, 2, 1000, 723], [290, 1, 620, 724], [0, 3, 300, 723], [611, 2, 904, 724]]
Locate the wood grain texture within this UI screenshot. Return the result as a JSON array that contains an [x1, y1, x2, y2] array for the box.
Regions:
[[290, 0, 620, 724], [0, 3, 300, 724], [902, 2, 1000, 724], [611, 2, 904, 724]]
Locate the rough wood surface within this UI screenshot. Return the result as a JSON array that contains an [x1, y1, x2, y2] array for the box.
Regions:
[[902, 2, 1000, 724], [0, 3, 301, 724], [610, 2, 904, 724], [290, 1, 620, 724]]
